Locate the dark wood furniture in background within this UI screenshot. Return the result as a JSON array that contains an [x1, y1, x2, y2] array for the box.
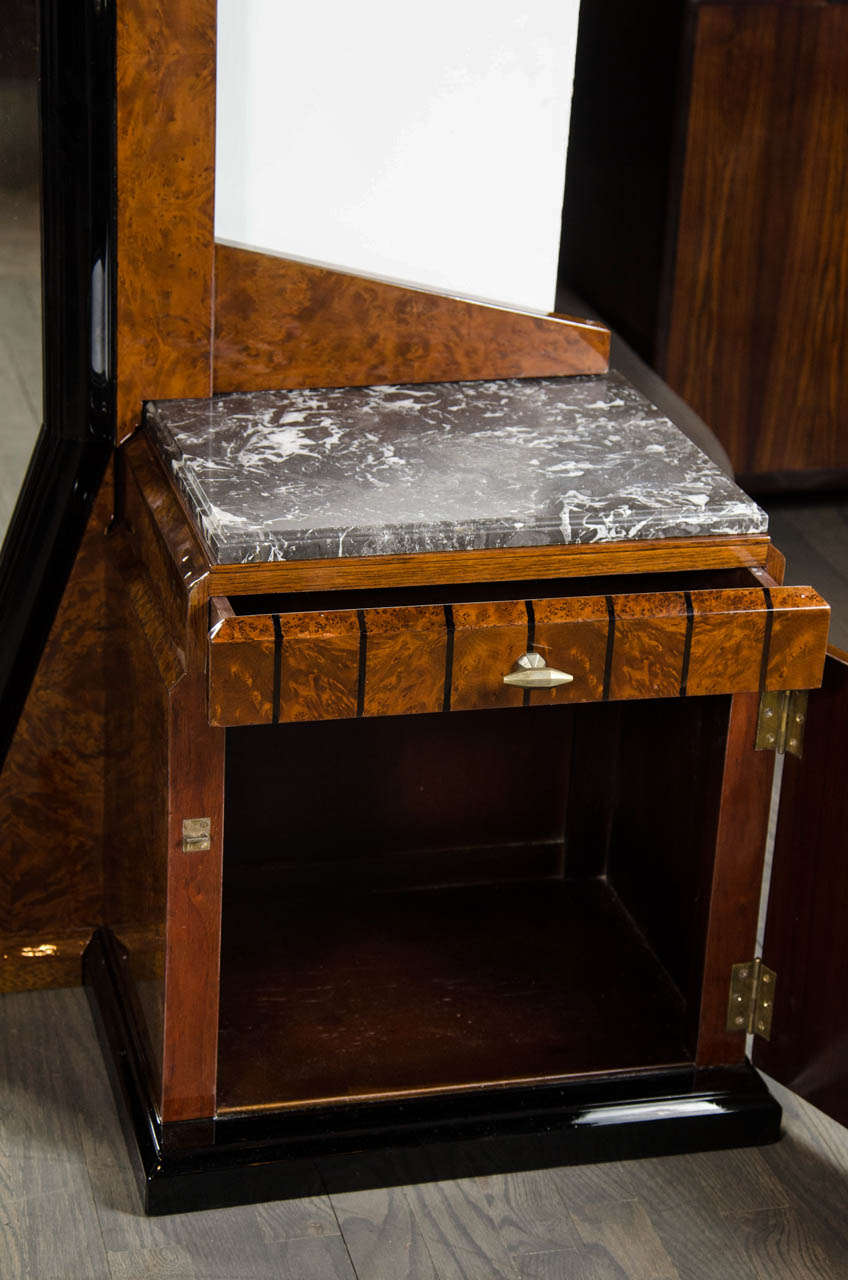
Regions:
[[560, 0, 848, 489]]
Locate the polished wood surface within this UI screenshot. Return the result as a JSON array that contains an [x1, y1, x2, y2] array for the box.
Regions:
[[208, 585, 828, 727], [608, 696, 730, 1052], [665, 4, 848, 480], [755, 650, 848, 1128], [106, 436, 225, 1123], [161, 670, 225, 1123], [696, 692, 776, 1066], [0, 476, 112, 991], [212, 245, 610, 395], [225, 707, 571, 883], [206, 535, 773, 597], [217, 877, 689, 1112], [116, 0, 215, 440]]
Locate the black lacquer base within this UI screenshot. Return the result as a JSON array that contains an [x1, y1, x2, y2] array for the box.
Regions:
[[83, 928, 783, 1216]]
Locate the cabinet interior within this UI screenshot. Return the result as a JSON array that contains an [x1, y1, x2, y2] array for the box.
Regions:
[[217, 694, 730, 1114], [223, 565, 763, 616]]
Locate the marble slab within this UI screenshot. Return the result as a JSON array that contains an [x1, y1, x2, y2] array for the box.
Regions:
[[145, 373, 767, 564]]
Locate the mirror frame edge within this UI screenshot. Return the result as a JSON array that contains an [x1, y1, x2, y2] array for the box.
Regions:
[[0, 0, 115, 764]]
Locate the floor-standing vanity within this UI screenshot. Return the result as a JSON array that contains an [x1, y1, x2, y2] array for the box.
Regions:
[[83, 370, 836, 1213]]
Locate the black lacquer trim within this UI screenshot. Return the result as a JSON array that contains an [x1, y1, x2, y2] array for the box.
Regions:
[[603, 596, 616, 700], [84, 927, 783, 1216], [0, 0, 116, 764], [759, 587, 774, 696], [442, 604, 455, 713], [271, 615, 283, 724], [525, 599, 537, 651], [680, 591, 695, 697], [356, 609, 368, 717], [523, 600, 537, 706]]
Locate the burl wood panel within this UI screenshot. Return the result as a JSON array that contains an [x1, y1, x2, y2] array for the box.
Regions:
[[208, 585, 829, 728], [0, 475, 112, 992], [696, 692, 775, 1066], [206, 534, 772, 597], [116, 0, 215, 441], [754, 651, 848, 1128], [665, 4, 848, 478], [212, 245, 610, 394]]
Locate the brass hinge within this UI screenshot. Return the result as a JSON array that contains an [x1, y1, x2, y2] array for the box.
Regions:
[[727, 958, 777, 1040], [182, 817, 211, 852], [755, 690, 808, 758]]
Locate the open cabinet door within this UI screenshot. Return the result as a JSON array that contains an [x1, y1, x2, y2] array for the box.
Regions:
[[754, 649, 848, 1127]]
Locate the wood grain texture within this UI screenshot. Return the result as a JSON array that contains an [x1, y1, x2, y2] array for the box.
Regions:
[[108, 436, 223, 1122], [664, 4, 848, 479], [0, 475, 112, 990], [205, 535, 772, 597], [103, 534, 175, 1095], [9, 987, 848, 1280], [754, 651, 848, 1128], [216, 878, 690, 1112], [116, 0, 215, 440], [212, 245, 610, 395], [161, 668, 225, 1123], [696, 692, 776, 1066], [208, 585, 829, 727]]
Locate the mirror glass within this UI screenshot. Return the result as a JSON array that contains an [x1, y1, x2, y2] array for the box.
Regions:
[[0, 0, 41, 541], [215, 0, 581, 314]]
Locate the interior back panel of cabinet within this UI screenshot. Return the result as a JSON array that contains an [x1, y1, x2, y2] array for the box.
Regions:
[[224, 707, 574, 889]]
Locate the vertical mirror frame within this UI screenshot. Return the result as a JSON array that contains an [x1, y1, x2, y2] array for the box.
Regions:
[[0, 0, 115, 762]]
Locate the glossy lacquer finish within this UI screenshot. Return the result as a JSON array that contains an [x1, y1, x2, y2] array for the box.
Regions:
[[755, 651, 848, 1128], [213, 246, 609, 394], [0, 0, 115, 765], [208, 585, 828, 727], [86, 924, 780, 1216]]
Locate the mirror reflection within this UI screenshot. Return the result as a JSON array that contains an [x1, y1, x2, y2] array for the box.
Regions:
[[0, 0, 41, 540]]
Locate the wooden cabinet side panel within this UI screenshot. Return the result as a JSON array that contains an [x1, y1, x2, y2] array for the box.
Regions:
[[161, 669, 225, 1123], [665, 5, 848, 477], [104, 543, 171, 1091], [754, 653, 848, 1127]]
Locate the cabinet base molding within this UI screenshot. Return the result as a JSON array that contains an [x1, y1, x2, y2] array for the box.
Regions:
[[84, 927, 782, 1216]]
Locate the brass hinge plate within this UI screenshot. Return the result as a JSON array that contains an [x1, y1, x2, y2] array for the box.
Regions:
[[755, 690, 808, 758], [182, 817, 211, 852], [727, 958, 777, 1040]]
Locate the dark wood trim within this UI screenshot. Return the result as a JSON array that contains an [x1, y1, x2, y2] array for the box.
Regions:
[[754, 650, 848, 1127]]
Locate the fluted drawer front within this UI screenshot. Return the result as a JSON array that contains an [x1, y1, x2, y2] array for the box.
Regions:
[[207, 585, 829, 727]]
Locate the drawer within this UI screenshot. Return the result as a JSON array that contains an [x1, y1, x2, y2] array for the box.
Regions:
[[207, 582, 829, 727]]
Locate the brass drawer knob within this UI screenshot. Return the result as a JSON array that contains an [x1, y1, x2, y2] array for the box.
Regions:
[[503, 652, 574, 689]]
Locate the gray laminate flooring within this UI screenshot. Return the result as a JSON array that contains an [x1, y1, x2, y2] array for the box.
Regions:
[[1, 986, 847, 1279]]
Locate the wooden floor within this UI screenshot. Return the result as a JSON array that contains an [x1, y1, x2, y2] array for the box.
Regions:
[[0, 985, 846, 1280]]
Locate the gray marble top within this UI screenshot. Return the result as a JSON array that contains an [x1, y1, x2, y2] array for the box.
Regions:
[[145, 374, 767, 564]]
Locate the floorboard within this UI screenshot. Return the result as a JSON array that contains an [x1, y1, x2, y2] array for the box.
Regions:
[[4, 987, 847, 1278]]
